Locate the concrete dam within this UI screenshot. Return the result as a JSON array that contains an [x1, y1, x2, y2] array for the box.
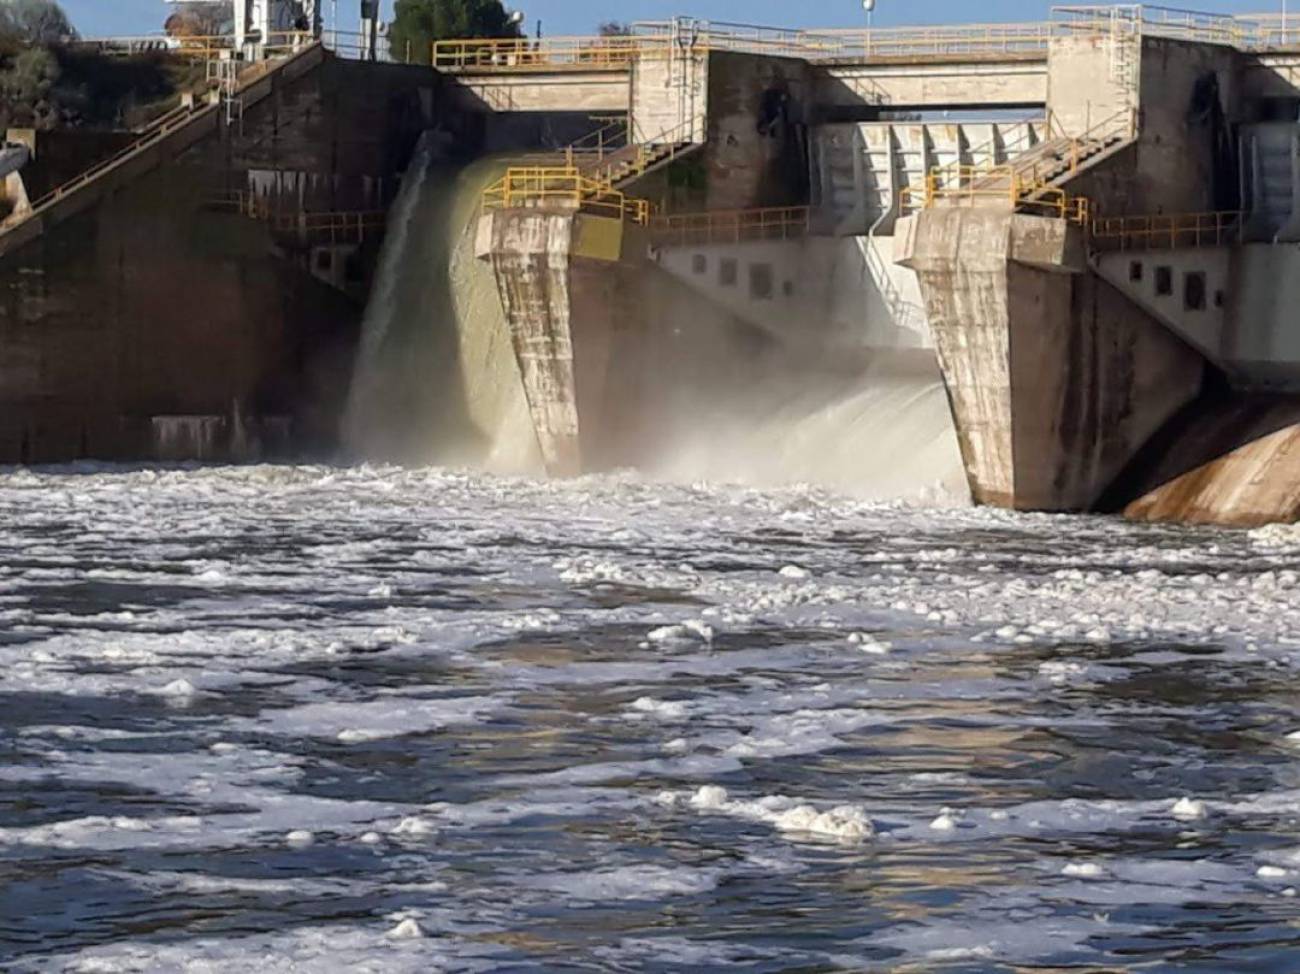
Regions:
[[9, 7, 1300, 526]]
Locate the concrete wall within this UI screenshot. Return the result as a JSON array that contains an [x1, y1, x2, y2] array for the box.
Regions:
[[1053, 36, 1237, 217], [652, 234, 929, 351], [631, 51, 707, 143], [232, 55, 437, 213], [816, 59, 1047, 112], [0, 52, 439, 463], [898, 208, 1205, 511], [701, 51, 811, 211], [0, 163, 357, 462], [1230, 244, 1300, 384], [1095, 247, 1230, 367], [448, 71, 629, 115], [1047, 34, 1134, 137]]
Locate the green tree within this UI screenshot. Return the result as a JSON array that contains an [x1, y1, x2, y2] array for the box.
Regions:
[[389, 0, 521, 65]]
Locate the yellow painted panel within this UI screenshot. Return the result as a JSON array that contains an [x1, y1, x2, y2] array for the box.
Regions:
[[572, 214, 623, 262]]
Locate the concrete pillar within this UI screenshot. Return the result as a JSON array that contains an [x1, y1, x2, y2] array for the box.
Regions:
[[897, 208, 1205, 511], [476, 208, 629, 476]]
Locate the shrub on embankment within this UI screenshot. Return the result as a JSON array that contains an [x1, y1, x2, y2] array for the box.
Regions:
[[0, 0, 200, 133]]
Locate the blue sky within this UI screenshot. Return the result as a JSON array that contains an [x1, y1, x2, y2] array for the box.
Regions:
[[60, 1, 1280, 38]]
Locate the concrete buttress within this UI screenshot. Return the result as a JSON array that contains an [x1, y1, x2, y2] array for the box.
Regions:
[[477, 209, 629, 476], [897, 208, 1205, 511]]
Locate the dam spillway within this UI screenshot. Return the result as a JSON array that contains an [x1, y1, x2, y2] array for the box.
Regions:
[[7, 9, 1300, 525]]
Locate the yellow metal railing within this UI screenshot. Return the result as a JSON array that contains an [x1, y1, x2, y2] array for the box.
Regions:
[[564, 117, 630, 167], [799, 22, 1056, 59], [648, 206, 811, 245], [433, 35, 666, 70], [211, 191, 388, 243], [80, 10, 1300, 74], [900, 166, 1091, 224], [1091, 210, 1242, 249], [481, 166, 653, 224]]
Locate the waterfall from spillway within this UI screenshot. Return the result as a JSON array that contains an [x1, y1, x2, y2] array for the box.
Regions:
[[641, 348, 969, 504], [343, 139, 967, 504], [343, 140, 543, 473]]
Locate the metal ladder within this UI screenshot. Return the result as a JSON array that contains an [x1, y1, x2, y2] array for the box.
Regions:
[[1108, 8, 1141, 118], [209, 55, 244, 132]]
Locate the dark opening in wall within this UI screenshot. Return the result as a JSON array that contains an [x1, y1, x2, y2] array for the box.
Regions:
[[782, 280, 794, 297], [1184, 271, 1206, 311], [1155, 265, 1173, 296], [692, 253, 707, 275], [1129, 260, 1143, 282], [315, 249, 333, 273], [749, 263, 774, 301], [1214, 289, 1226, 308], [719, 258, 737, 287]]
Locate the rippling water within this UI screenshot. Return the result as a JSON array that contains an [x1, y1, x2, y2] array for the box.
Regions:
[[2, 465, 1300, 972]]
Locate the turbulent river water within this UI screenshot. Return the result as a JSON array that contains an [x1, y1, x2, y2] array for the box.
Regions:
[[3, 463, 1300, 971]]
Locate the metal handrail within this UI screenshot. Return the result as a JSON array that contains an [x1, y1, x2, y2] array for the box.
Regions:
[[900, 165, 1091, 224], [648, 205, 811, 245], [26, 101, 212, 213], [482, 165, 653, 224], [1091, 210, 1242, 249], [433, 35, 668, 70], [564, 117, 630, 167]]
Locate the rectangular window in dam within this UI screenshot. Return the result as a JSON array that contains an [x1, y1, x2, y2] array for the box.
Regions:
[[1184, 271, 1207, 312], [692, 254, 708, 276], [1155, 265, 1173, 297], [1129, 260, 1143, 283], [719, 258, 738, 287], [749, 263, 774, 301]]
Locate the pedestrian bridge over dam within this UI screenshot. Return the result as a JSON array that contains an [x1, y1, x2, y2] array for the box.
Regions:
[[12, 6, 1300, 526]]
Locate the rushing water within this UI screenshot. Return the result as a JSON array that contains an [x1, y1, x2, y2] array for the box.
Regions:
[[2, 464, 1300, 971]]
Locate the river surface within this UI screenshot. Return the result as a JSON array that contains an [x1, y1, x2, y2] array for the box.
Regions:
[[2, 464, 1300, 972]]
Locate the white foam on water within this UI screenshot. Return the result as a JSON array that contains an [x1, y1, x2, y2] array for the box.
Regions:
[[521, 864, 722, 901], [678, 785, 874, 844]]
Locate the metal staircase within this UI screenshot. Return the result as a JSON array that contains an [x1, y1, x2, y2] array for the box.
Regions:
[[484, 116, 703, 224]]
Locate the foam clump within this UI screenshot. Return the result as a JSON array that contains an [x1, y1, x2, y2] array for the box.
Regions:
[[847, 632, 892, 654], [629, 697, 688, 720], [772, 803, 874, 842], [387, 918, 425, 939], [1038, 660, 1086, 685], [646, 620, 714, 644], [1171, 797, 1208, 821], [390, 816, 437, 837], [684, 785, 874, 844], [1062, 861, 1105, 879], [1257, 865, 1290, 879], [285, 830, 315, 847], [689, 785, 730, 809], [152, 678, 199, 698], [778, 565, 810, 579], [930, 807, 962, 831]]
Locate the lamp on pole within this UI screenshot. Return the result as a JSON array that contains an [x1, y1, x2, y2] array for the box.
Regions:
[[863, 0, 875, 56]]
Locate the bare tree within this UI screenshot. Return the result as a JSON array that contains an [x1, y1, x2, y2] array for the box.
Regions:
[[0, 0, 76, 46], [164, 1, 230, 38], [597, 21, 632, 37]]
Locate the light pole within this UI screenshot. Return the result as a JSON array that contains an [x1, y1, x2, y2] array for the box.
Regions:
[[863, 0, 875, 56]]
